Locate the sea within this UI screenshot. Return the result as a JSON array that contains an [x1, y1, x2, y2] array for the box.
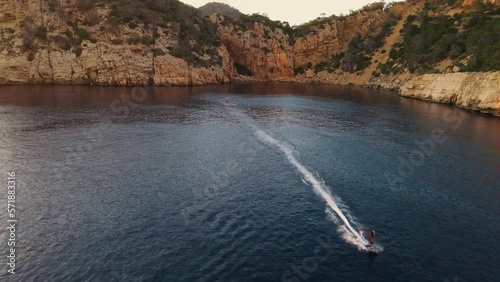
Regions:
[[0, 83, 498, 281]]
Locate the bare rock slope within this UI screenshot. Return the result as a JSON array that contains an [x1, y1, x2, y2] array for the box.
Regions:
[[401, 72, 500, 116]]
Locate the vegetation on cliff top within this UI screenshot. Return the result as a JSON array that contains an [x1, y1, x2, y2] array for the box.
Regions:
[[377, 2, 500, 75], [8, 0, 500, 75], [101, 0, 221, 66], [29, 0, 222, 66], [217, 0, 499, 75], [199, 2, 242, 18], [219, 1, 392, 44], [308, 10, 400, 74]]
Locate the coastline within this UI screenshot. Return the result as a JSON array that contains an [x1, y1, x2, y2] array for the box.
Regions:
[[1, 72, 498, 117]]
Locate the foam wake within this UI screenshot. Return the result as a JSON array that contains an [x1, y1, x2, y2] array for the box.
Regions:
[[253, 127, 370, 251]]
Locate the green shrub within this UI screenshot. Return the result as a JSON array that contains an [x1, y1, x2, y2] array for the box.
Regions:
[[294, 25, 312, 37], [392, 12, 500, 72], [334, 35, 374, 72], [360, 2, 385, 13], [48, 0, 59, 12], [314, 61, 332, 73], [72, 47, 83, 57], [294, 67, 305, 75], [377, 62, 390, 74], [110, 38, 124, 45], [22, 37, 36, 52], [127, 35, 141, 45], [35, 26, 47, 40], [106, 16, 121, 25], [153, 48, 166, 56], [27, 52, 35, 62], [169, 39, 194, 61], [53, 34, 71, 50], [128, 22, 138, 29], [64, 29, 73, 39], [75, 28, 91, 41], [331, 52, 344, 69], [84, 10, 100, 26], [261, 47, 271, 53], [206, 48, 218, 57], [76, 0, 93, 11], [103, 0, 221, 49], [141, 34, 154, 45], [63, 42, 72, 51], [460, 16, 500, 71]]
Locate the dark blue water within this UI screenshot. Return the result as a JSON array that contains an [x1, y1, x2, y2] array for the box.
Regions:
[[0, 84, 499, 282]]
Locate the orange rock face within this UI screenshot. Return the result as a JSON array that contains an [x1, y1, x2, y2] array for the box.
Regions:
[[293, 10, 388, 68], [218, 22, 294, 80]]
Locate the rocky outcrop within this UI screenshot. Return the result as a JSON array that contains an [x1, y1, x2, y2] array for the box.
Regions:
[[0, 0, 447, 87], [153, 46, 232, 86], [401, 72, 500, 116], [218, 22, 294, 80], [0, 1, 232, 86], [0, 42, 231, 86], [293, 10, 388, 68], [462, 0, 499, 7]]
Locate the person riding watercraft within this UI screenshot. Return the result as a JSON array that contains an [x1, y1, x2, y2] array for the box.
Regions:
[[369, 229, 375, 248]]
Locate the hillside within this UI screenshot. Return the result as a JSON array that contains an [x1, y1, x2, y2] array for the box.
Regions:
[[199, 2, 242, 18], [0, 0, 498, 96]]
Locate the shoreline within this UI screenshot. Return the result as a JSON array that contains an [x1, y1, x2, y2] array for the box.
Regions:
[[0, 74, 498, 117]]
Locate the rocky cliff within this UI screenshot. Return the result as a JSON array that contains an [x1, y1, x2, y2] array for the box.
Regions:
[[0, 0, 499, 114], [218, 21, 294, 80], [0, 38, 232, 86], [401, 72, 500, 116], [293, 10, 388, 68], [0, 0, 232, 86]]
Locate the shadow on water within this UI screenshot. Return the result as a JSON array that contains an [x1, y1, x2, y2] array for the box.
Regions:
[[0, 82, 395, 107], [1, 83, 498, 140]]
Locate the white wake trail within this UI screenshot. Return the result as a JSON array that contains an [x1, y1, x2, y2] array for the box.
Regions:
[[253, 128, 369, 251]]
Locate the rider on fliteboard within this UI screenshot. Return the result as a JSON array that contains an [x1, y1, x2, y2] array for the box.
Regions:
[[368, 229, 375, 250]]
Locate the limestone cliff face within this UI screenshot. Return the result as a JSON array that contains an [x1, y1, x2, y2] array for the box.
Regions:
[[0, 0, 439, 86], [0, 41, 231, 86], [0, 0, 499, 117], [0, 0, 232, 86], [291, 2, 416, 90], [401, 72, 500, 116], [293, 10, 388, 68], [154, 45, 232, 86], [462, 0, 499, 7], [218, 22, 294, 80], [218, 9, 389, 81]]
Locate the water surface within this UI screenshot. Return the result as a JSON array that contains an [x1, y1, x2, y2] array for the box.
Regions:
[[0, 84, 498, 281]]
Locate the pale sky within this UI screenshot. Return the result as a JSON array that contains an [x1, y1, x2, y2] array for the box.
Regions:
[[182, 0, 405, 25]]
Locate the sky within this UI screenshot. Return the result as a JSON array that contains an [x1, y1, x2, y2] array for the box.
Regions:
[[181, 0, 405, 25]]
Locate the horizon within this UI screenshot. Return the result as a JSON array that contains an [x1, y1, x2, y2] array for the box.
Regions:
[[182, 0, 406, 25]]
